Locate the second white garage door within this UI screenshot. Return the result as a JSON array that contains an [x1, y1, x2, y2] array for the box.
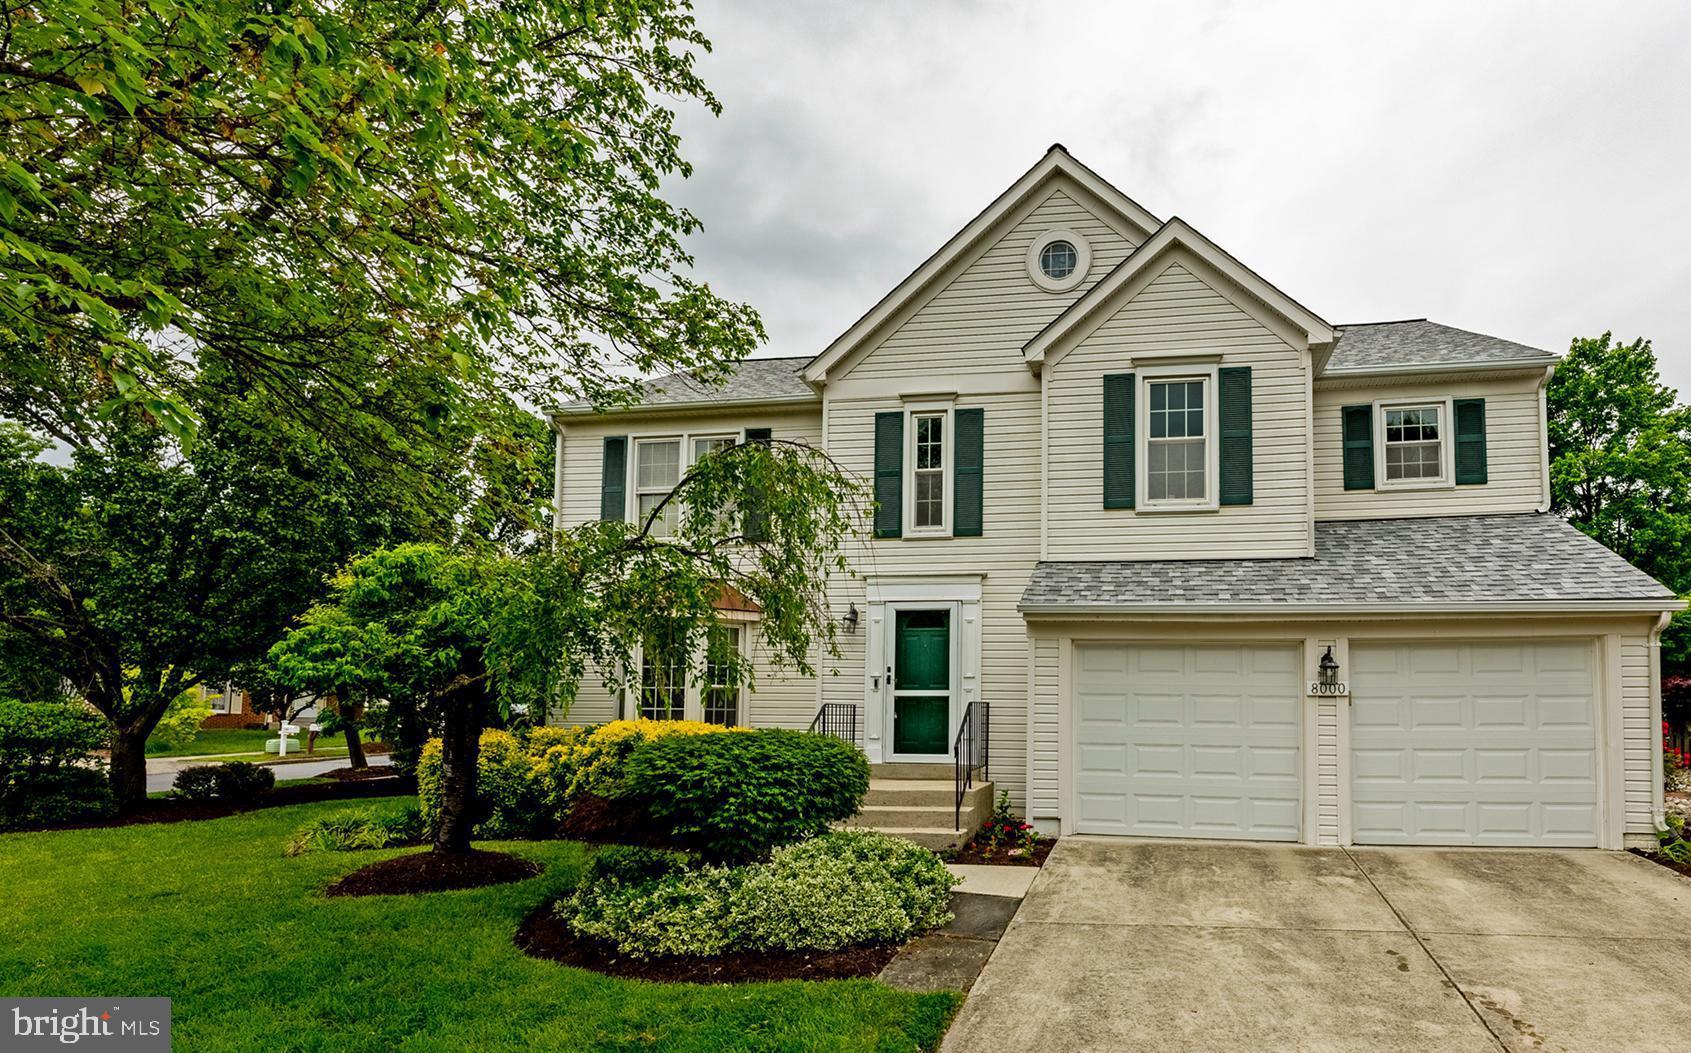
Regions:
[[1073, 644, 1301, 840], [1350, 641, 1599, 847]]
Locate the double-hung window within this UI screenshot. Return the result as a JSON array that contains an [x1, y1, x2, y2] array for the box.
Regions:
[[633, 625, 745, 724], [1380, 403, 1445, 485], [905, 407, 952, 535], [1138, 368, 1218, 510], [631, 433, 739, 535]]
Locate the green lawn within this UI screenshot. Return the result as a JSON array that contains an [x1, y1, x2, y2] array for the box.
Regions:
[[0, 799, 959, 1052], [147, 728, 350, 760]]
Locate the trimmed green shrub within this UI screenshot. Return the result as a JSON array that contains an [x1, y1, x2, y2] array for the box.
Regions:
[[533, 719, 734, 815], [556, 830, 957, 959], [284, 804, 425, 856], [624, 728, 869, 862], [172, 761, 275, 803], [2, 768, 115, 830], [731, 830, 956, 951], [0, 700, 114, 829], [416, 730, 547, 839]]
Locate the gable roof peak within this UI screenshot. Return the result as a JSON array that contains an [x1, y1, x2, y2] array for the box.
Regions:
[[801, 147, 1161, 384]]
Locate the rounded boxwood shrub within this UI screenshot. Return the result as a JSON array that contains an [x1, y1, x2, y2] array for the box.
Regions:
[[624, 727, 870, 863], [556, 830, 957, 959], [0, 699, 114, 829], [173, 761, 274, 803]]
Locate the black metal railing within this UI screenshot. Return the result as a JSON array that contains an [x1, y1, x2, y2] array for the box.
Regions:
[[954, 701, 989, 830], [807, 702, 858, 748]]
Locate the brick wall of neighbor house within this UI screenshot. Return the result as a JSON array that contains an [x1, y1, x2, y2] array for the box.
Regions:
[[1312, 371, 1549, 519], [1042, 254, 1314, 561]]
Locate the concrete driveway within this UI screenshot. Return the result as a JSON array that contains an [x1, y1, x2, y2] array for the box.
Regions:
[[940, 838, 1691, 1053]]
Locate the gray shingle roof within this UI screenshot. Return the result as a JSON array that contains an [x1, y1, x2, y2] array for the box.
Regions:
[[556, 356, 815, 412], [1327, 319, 1556, 372], [1020, 514, 1675, 611]]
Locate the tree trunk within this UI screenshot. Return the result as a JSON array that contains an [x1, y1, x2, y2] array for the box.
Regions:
[[343, 723, 367, 769], [433, 686, 485, 854], [109, 723, 151, 815]]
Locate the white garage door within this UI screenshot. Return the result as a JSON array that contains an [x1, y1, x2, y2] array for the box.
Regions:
[[1350, 641, 1598, 847], [1073, 644, 1301, 840]]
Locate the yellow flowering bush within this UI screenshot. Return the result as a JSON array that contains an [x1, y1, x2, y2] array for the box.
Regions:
[[534, 719, 739, 812]]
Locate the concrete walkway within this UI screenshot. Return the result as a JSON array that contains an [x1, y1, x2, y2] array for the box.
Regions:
[[941, 838, 1691, 1053]]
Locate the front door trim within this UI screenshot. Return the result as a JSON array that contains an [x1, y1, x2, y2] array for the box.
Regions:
[[862, 575, 982, 764]]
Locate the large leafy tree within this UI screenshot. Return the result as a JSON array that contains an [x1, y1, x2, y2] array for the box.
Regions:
[[2, 0, 760, 522], [0, 379, 408, 810], [1548, 333, 1691, 664], [271, 440, 867, 853]]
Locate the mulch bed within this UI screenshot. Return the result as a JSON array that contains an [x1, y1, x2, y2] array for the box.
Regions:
[[1628, 847, 1691, 880], [40, 772, 416, 832], [326, 849, 541, 897], [514, 903, 897, 983], [948, 836, 1056, 868]]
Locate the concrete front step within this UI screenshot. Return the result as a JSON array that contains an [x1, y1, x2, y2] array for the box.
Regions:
[[866, 779, 993, 811], [844, 776, 994, 852], [869, 762, 955, 780], [867, 825, 971, 851]]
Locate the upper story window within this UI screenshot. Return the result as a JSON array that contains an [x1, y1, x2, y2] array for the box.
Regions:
[[913, 413, 946, 529], [1382, 404, 1443, 483], [632, 432, 739, 535], [1147, 380, 1207, 502], [1026, 228, 1091, 293]]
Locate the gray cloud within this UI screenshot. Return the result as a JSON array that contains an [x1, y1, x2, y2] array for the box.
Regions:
[[666, 0, 1691, 392]]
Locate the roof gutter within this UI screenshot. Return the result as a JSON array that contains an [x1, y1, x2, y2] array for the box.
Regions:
[[1018, 599, 1685, 617], [547, 394, 820, 421], [1317, 357, 1557, 380]]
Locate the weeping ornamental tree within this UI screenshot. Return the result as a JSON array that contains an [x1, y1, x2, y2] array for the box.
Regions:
[[271, 440, 868, 854]]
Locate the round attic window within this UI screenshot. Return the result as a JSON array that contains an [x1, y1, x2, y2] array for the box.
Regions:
[[1026, 229, 1090, 292]]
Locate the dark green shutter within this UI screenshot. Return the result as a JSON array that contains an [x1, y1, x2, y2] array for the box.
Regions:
[[1453, 398, 1487, 485], [953, 408, 984, 537], [743, 427, 773, 540], [600, 436, 627, 520], [873, 412, 903, 538], [1341, 406, 1374, 491], [1218, 366, 1253, 506], [1102, 373, 1135, 509]]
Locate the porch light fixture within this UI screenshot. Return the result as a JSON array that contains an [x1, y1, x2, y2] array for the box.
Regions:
[[1318, 646, 1339, 688], [841, 603, 860, 635]]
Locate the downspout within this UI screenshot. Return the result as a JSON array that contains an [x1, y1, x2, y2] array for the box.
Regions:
[[1536, 364, 1555, 513], [1652, 609, 1671, 833], [551, 417, 566, 543], [1304, 344, 1316, 556]]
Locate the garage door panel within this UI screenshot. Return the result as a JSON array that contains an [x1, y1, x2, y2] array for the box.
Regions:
[[1074, 643, 1301, 841], [1350, 641, 1598, 847]]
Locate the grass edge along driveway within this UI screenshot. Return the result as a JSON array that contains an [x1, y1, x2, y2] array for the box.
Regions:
[[0, 799, 959, 1053]]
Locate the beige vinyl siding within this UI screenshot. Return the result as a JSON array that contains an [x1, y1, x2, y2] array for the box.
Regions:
[[1620, 632, 1655, 835], [1044, 258, 1312, 560], [833, 183, 1140, 383], [1029, 635, 1061, 818], [821, 390, 1044, 810], [1316, 697, 1341, 845], [551, 406, 824, 727], [1312, 374, 1546, 518]]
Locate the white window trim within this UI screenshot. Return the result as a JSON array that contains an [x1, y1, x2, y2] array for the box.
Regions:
[[629, 625, 749, 725], [903, 401, 954, 538], [626, 428, 745, 527], [1136, 363, 1220, 513], [1026, 228, 1092, 293], [1372, 397, 1455, 492]]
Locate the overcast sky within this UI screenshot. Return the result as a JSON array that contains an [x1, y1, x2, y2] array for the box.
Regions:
[[665, 0, 1691, 393]]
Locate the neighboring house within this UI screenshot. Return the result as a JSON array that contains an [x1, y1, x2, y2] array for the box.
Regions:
[[550, 145, 1681, 850]]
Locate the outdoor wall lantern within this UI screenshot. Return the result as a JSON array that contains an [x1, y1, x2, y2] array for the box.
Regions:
[[1318, 646, 1339, 688], [841, 603, 860, 635], [1309, 645, 1349, 698]]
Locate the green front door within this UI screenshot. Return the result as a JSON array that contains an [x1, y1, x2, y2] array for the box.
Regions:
[[892, 609, 951, 757]]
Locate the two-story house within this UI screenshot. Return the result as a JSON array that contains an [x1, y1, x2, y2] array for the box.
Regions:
[[550, 145, 1680, 851]]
